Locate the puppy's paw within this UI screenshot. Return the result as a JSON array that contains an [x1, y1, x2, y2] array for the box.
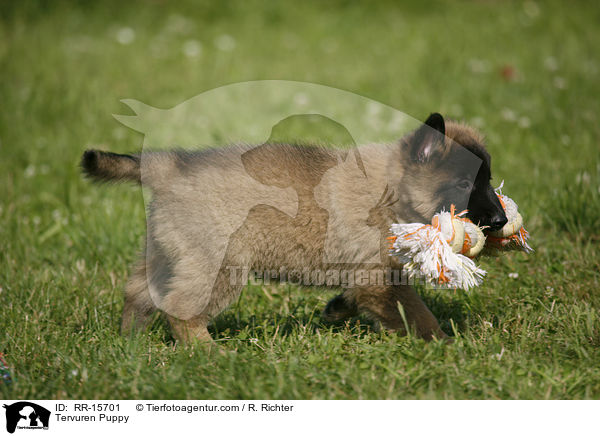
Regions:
[[322, 294, 358, 323]]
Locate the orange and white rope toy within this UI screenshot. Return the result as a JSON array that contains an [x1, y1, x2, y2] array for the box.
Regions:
[[485, 182, 533, 253], [388, 184, 531, 290]]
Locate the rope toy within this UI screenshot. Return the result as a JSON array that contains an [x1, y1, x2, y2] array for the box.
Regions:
[[485, 182, 532, 252], [388, 183, 531, 290]]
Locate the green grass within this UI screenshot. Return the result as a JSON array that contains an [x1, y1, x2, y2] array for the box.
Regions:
[[1, 0, 600, 399]]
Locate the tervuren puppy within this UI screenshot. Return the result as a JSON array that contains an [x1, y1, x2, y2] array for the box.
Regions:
[[81, 113, 507, 343]]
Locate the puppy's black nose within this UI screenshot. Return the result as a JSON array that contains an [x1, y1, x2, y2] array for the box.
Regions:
[[488, 214, 508, 231]]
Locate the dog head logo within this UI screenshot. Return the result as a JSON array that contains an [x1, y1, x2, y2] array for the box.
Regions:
[[3, 402, 50, 434]]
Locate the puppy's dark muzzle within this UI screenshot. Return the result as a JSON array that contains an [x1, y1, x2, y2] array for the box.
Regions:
[[486, 214, 508, 232], [466, 184, 508, 232]]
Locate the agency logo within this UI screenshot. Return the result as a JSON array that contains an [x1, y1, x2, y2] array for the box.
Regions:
[[2, 402, 50, 434]]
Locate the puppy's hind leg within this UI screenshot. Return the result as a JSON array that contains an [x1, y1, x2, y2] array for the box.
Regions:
[[166, 314, 212, 345], [162, 263, 246, 347], [121, 259, 157, 335]]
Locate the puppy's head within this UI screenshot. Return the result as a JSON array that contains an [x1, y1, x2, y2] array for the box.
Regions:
[[403, 113, 507, 231]]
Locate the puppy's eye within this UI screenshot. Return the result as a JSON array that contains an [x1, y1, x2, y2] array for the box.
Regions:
[[457, 180, 473, 191]]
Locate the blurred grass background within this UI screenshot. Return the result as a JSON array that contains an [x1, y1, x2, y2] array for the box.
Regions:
[[0, 0, 599, 399]]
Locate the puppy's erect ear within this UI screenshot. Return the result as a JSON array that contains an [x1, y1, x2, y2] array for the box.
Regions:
[[424, 112, 445, 134], [410, 112, 446, 163]]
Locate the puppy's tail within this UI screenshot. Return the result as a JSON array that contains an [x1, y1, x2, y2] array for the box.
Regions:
[[81, 149, 141, 184]]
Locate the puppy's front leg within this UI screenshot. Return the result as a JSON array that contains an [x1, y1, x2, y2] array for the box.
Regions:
[[352, 285, 447, 340], [121, 259, 157, 335], [322, 293, 359, 323]]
